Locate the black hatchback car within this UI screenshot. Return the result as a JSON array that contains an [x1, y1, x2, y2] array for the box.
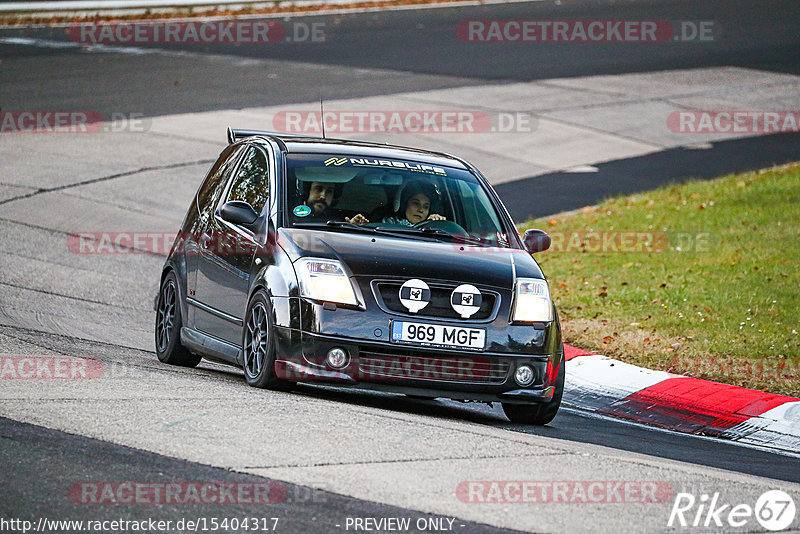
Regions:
[[155, 128, 563, 424]]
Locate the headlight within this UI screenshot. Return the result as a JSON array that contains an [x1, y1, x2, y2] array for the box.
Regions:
[[512, 278, 553, 322], [295, 258, 358, 306]]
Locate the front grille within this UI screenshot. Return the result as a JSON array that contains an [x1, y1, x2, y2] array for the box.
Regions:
[[358, 348, 510, 384], [375, 282, 496, 320]]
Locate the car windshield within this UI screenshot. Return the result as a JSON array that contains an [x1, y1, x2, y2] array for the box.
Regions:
[[285, 153, 511, 247]]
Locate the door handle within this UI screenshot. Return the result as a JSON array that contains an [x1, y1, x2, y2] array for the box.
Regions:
[[200, 233, 212, 249]]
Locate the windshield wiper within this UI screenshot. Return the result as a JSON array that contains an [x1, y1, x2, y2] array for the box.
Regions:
[[373, 225, 443, 236], [324, 220, 369, 230], [373, 225, 485, 245], [291, 221, 379, 234]]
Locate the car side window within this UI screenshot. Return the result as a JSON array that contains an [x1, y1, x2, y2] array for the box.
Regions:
[[197, 145, 244, 221], [225, 146, 269, 214]]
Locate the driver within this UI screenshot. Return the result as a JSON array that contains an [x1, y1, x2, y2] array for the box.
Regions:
[[347, 180, 445, 226], [302, 181, 342, 219]]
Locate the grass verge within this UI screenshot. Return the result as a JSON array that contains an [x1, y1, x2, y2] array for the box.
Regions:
[[519, 163, 800, 396]]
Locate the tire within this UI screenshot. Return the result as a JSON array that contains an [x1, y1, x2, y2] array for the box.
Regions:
[[155, 271, 201, 367], [242, 290, 294, 391], [502, 351, 565, 425]]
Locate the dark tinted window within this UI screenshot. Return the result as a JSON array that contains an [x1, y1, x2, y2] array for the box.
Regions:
[[197, 145, 242, 216], [226, 146, 269, 213]]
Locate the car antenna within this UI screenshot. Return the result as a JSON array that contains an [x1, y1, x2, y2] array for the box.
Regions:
[[320, 98, 326, 139]]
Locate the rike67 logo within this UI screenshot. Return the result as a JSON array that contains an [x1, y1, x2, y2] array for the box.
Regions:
[[669, 490, 796, 531]]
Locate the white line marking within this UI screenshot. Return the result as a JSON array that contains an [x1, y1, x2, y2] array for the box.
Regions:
[[563, 165, 599, 173], [0, 36, 157, 54]]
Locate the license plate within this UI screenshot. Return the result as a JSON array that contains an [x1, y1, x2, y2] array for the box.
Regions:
[[390, 320, 485, 351]]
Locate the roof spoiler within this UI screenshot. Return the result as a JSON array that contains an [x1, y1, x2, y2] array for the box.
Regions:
[[226, 127, 320, 144]]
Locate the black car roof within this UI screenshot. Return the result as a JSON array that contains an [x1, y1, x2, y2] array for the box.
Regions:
[[250, 133, 470, 170]]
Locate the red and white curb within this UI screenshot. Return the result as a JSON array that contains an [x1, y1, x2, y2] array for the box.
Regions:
[[563, 345, 800, 454]]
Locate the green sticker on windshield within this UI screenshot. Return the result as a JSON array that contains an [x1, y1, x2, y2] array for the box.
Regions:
[[293, 205, 312, 217]]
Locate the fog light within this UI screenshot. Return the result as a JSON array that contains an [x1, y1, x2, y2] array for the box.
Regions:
[[327, 348, 349, 368], [514, 365, 535, 387]]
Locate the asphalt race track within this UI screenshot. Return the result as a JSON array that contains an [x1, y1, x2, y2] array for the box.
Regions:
[[1, 0, 800, 532], [2, 0, 800, 115]]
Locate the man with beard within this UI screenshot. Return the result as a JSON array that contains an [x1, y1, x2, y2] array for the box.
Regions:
[[303, 181, 341, 219]]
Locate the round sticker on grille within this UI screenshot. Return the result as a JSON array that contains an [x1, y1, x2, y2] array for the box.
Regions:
[[399, 279, 430, 313], [451, 284, 482, 318]]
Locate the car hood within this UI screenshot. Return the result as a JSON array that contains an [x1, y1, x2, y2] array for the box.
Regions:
[[278, 228, 544, 289]]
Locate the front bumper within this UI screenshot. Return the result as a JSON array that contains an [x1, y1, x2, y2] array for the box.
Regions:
[[271, 294, 562, 404], [275, 357, 555, 402], [273, 328, 559, 404]]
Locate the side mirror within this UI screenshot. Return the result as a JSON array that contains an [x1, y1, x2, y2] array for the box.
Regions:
[[523, 229, 551, 253], [219, 201, 259, 226]]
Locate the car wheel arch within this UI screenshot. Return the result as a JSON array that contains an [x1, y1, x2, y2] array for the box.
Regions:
[[155, 270, 202, 367], [248, 262, 293, 304], [248, 282, 270, 303], [160, 263, 190, 326], [245, 281, 280, 323]]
